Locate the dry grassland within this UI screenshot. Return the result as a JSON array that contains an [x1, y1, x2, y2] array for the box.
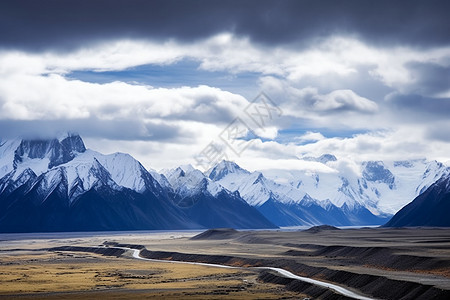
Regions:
[[0, 251, 302, 299]]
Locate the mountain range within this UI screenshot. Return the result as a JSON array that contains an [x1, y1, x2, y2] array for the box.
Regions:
[[384, 175, 450, 227], [203, 160, 392, 226], [0, 134, 449, 232], [0, 134, 274, 232]]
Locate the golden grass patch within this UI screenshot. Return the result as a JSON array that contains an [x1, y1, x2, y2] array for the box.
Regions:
[[0, 251, 301, 299]]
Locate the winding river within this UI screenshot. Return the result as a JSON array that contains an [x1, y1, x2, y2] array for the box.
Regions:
[[117, 246, 374, 300]]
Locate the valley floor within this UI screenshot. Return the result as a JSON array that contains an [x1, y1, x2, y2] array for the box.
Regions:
[[0, 228, 449, 299]]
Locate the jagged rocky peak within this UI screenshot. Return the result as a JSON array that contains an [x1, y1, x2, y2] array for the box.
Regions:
[[59, 133, 86, 154], [13, 133, 86, 169], [252, 172, 265, 185], [302, 153, 337, 164], [362, 161, 395, 189], [423, 160, 446, 178], [207, 160, 246, 181], [179, 164, 196, 173], [393, 160, 415, 168], [299, 193, 317, 206], [317, 154, 337, 163], [169, 167, 186, 179]]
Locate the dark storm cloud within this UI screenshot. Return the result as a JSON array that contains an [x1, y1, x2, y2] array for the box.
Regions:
[[405, 62, 450, 96], [1, 0, 449, 51], [0, 118, 190, 141]]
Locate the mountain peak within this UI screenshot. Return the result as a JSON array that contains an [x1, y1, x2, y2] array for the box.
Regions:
[[13, 133, 86, 171], [318, 154, 337, 163], [216, 160, 242, 170], [206, 160, 247, 181], [302, 154, 337, 164], [60, 133, 86, 154], [362, 161, 395, 189], [179, 164, 196, 173]]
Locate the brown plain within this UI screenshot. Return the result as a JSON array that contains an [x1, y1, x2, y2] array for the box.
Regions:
[[1, 227, 450, 299]]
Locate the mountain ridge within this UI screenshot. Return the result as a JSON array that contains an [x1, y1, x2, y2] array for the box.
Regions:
[[384, 174, 450, 227], [0, 134, 275, 232], [206, 161, 391, 226], [1, 134, 449, 232]]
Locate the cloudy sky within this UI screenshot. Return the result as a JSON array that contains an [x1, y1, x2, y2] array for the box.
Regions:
[[1, 0, 450, 172]]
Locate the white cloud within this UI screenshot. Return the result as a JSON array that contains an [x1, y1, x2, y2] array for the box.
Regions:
[[309, 89, 378, 113], [257, 79, 381, 131], [253, 126, 279, 139], [0, 71, 248, 122], [2, 33, 449, 91], [236, 157, 337, 173], [292, 128, 449, 163], [1, 33, 450, 170], [295, 131, 326, 143]]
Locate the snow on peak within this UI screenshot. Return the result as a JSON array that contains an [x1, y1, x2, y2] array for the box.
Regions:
[[206, 160, 248, 181], [0, 139, 25, 178], [415, 160, 449, 195], [362, 161, 395, 189], [3, 134, 449, 217], [148, 169, 171, 188], [209, 163, 307, 206], [163, 167, 185, 181], [59, 133, 86, 154], [300, 194, 323, 207], [0, 133, 87, 179], [271, 158, 450, 215], [165, 165, 223, 198], [7, 142, 161, 198], [94, 151, 148, 192], [302, 154, 337, 164], [179, 164, 196, 173], [61, 152, 116, 200], [65, 149, 164, 194], [438, 173, 450, 192]]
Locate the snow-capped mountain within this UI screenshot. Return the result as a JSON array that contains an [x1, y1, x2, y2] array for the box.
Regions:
[[0, 134, 275, 232], [384, 173, 450, 227], [0, 134, 165, 203], [0, 134, 201, 232], [264, 156, 449, 216], [164, 165, 223, 200], [206, 160, 306, 206], [0, 133, 86, 180], [2, 134, 447, 232], [161, 165, 275, 229], [205, 160, 390, 226]]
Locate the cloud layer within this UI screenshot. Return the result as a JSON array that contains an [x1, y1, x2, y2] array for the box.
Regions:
[[1, 1, 450, 171], [2, 0, 450, 50]]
